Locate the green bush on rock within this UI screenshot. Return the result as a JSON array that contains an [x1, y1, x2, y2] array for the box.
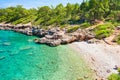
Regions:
[[108, 74, 120, 80], [67, 25, 80, 33], [93, 23, 114, 39], [80, 22, 91, 29]]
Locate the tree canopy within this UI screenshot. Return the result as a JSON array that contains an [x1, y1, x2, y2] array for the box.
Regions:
[[0, 0, 120, 26]]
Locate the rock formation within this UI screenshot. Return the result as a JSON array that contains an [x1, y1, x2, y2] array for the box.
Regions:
[[0, 23, 95, 46], [34, 29, 95, 46]]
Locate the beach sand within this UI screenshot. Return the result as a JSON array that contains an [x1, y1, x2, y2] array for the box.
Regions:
[[70, 41, 120, 79]]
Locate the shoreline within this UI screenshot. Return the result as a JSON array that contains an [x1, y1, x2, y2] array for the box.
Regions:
[[1, 24, 120, 79], [69, 41, 120, 79], [1, 27, 120, 79], [0, 23, 95, 46], [0, 30, 95, 80]]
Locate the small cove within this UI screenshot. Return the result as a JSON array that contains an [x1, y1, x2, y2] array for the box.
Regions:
[[0, 30, 94, 80]]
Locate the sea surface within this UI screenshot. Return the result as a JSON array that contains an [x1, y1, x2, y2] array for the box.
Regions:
[[0, 30, 94, 80]]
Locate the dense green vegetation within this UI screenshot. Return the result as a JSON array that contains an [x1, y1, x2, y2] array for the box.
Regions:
[[67, 25, 80, 33], [80, 22, 91, 29], [93, 23, 114, 39], [1, 0, 120, 79], [0, 0, 120, 27], [108, 68, 120, 80]]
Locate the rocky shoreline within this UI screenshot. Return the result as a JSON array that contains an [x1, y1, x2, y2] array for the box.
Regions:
[[0, 23, 95, 46]]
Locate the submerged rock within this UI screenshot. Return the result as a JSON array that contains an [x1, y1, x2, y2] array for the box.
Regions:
[[28, 39, 33, 42], [0, 56, 5, 60], [3, 42, 11, 46], [20, 46, 33, 50], [9, 52, 18, 56], [49, 39, 61, 46], [27, 52, 34, 55], [0, 50, 5, 53], [35, 64, 43, 69]]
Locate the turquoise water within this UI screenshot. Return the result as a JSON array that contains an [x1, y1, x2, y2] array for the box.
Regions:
[[0, 30, 94, 80]]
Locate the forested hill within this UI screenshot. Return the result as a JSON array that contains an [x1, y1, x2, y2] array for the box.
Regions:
[[0, 0, 120, 26]]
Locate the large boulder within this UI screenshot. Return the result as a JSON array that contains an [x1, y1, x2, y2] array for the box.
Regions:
[[20, 28, 33, 35], [34, 37, 49, 44], [34, 29, 65, 46], [48, 28, 56, 35], [15, 24, 24, 29], [70, 32, 86, 41], [25, 28, 33, 35], [49, 39, 61, 46], [32, 29, 47, 37], [48, 28, 61, 35], [45, 35, 53, 39], [72, 29, 95, 41], [34, 38, 61, 47], [87, 38, 100, 44], [116, 26, 120, 30], [52, 31, 65, 39], [0, 27, 4, 30], [16, 28, 32, 36], [84, 30, 95, 40], [61, 35, 76, 44]]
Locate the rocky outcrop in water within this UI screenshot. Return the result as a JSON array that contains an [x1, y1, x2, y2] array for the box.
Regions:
[[0, 23, 95, 46], [34, 29, 95, 46]]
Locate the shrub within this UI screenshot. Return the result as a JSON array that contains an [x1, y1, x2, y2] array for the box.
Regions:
[[108, 68, 120, 80], [93, 23, 114, 39], [80, 22, 91, 29], [108, 74, 120, 80], [118, 68, 120, 73], [112, 22, 120, 27], [67, 25, 80, 33], [60, 24, 69, 29]]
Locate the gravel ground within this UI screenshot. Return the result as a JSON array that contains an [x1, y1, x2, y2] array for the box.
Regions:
[[70, 42, 120, 79]]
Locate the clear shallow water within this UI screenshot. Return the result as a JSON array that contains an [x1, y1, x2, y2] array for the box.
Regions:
[[0, 30, 94, 80]]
